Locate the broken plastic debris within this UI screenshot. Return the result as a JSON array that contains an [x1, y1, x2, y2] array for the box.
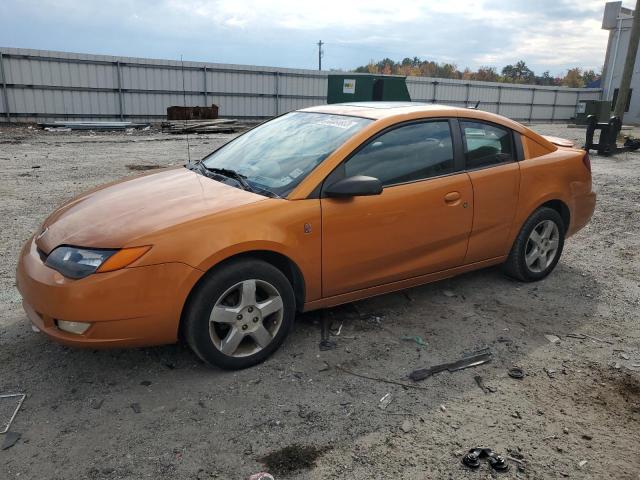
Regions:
[[544, 334, 561, 344], [401, 335, 428, 347], [248, 473, 275, 480], [378, 393, 393, 410]]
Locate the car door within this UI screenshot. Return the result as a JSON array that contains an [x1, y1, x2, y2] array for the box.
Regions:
[[459, 119, 521, 263], [320, 119, 474, 298]]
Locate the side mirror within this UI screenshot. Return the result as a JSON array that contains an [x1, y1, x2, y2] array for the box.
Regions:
[[324, 175, 383, 198]]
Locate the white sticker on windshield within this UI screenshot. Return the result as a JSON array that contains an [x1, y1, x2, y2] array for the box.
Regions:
[[313, 117, 359, 130], [289, 168, 304, 179]]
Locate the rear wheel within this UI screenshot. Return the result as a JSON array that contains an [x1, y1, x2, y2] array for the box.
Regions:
[[503, 207, 565, 282], [183, 259, 295, 369]]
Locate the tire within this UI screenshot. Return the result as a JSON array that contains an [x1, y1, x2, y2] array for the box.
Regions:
[[183, 258, 295, 369], [503, 207, 565, 282]]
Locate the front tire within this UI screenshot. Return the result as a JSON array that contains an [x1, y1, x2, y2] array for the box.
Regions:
[[183, 259, 295, 369], [503, 207, 565, 282]]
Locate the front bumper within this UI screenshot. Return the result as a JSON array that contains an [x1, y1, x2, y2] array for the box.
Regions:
[[16, 237, 202, 348]]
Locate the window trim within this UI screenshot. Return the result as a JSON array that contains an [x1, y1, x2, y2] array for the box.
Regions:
[[458, 118, 517, 172], [318, 118, 465, 198]]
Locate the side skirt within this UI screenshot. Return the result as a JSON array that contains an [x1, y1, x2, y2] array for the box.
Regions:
[[302, 256, 506, 312]]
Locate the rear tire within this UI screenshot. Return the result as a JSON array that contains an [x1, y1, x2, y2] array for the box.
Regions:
[[503, 207, 565, 282], [183, 259, 295, 369]]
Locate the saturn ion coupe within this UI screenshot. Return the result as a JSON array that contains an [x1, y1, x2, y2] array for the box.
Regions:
[[16, 102, 596, 369]]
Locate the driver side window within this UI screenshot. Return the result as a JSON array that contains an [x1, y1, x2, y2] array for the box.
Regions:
[[345, 121, 455, 187]]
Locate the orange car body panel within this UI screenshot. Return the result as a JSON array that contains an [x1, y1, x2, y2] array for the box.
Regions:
[[321, 172, 473, 296], [16, 103, 596, 348]]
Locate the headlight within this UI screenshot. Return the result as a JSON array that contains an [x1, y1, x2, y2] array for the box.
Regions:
[[45, 245, 151, 279]]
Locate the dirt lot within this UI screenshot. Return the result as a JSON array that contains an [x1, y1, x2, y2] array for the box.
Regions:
[[0, 123, 639, 479]]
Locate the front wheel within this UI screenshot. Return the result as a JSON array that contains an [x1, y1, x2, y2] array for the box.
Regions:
[[503, 207, 565, 282], [183, 259, 295, 369]]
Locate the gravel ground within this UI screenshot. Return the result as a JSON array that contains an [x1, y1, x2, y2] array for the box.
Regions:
[[0, 123, 639, 479]]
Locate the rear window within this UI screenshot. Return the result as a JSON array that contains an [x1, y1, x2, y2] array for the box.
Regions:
[[461, 120, 514, 169]]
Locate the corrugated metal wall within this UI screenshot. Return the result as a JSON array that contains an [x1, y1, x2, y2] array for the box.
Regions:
[[0, 47, 601, 123]]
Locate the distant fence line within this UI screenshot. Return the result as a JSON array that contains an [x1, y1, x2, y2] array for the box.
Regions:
[[0, 48, 602, 123]]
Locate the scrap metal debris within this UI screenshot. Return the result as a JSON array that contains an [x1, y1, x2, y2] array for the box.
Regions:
[[462, 448, 509, 472], [1, 393, 26, 434], [161, 119, 254, 134], [39, 121, 150, 131], [409, 348, 492, 382]]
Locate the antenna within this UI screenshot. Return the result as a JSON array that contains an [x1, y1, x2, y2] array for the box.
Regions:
[[180, 55, 192, 165], [467, 100, 481, 110]]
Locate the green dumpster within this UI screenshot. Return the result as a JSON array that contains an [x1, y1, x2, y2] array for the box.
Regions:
[[327, 73, 411, 104]]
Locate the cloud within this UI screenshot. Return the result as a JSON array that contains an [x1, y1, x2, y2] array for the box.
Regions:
[[0, 0, 612, 74]]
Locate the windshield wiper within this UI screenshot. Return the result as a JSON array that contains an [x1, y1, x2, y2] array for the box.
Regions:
[[188, 163, 282, 199], [203, 166, 252, 189]]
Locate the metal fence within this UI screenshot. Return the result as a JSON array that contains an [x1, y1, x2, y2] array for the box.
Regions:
[[0, 47, 602, 123]]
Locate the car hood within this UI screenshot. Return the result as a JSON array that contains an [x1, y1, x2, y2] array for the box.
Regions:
[[35, 167, 266, 253]]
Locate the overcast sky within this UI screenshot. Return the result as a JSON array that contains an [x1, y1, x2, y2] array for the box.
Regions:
[[0, 0, 614, 75]]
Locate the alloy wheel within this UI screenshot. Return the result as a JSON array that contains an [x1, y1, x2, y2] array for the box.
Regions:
[[524, 220, 560, 273], [209, 279, 284, 357]]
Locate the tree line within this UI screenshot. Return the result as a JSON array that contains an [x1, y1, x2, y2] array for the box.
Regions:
[[353, 58, 599, 88]]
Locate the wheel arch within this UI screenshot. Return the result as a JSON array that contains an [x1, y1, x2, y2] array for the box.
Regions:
[[536, 199, 571, 233], [178, 249, 306, 341]]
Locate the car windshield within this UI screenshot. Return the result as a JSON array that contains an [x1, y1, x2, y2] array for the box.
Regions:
[[201, 111, 372, 197]]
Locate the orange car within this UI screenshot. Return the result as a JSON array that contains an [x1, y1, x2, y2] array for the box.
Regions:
[[16, 102, 596, 369]]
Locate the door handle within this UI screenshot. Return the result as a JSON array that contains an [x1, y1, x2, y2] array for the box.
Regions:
[[444, 191, 461, 203]]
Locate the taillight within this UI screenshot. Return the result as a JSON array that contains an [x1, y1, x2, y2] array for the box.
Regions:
[[582, 151, 591, 172]]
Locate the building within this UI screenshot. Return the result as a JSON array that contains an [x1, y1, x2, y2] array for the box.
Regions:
[[602, 1, 640, 123]]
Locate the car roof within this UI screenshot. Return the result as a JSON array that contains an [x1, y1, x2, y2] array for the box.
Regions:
[[298, 102, 529, 134]]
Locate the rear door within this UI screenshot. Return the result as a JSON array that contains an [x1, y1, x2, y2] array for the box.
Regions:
[[460, 119, 521, 263], [320, 119, 474, 297]]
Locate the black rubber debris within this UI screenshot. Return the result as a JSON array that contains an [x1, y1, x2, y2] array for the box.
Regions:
[[2, 431, 21, 450]]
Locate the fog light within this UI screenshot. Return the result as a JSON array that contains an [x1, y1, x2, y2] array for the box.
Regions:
[[56, 320, 91, 334]]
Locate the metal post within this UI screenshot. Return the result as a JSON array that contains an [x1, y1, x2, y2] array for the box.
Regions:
[[274, 72, 279, 116], [551, 89, 558, 122], [465, 83, 470, 107], [116, 61, 124, 121], [432, 81, 438, 103], [528, 88, 535, 123], [614, 0, 640, 121], [497, 86, 502, 115], [203, 66, 208, 106], [0, 51, 10, 122]]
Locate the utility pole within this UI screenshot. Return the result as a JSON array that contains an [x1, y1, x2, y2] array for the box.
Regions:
[[614, 0, 640, 121], [317, 40, 324, 71]]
